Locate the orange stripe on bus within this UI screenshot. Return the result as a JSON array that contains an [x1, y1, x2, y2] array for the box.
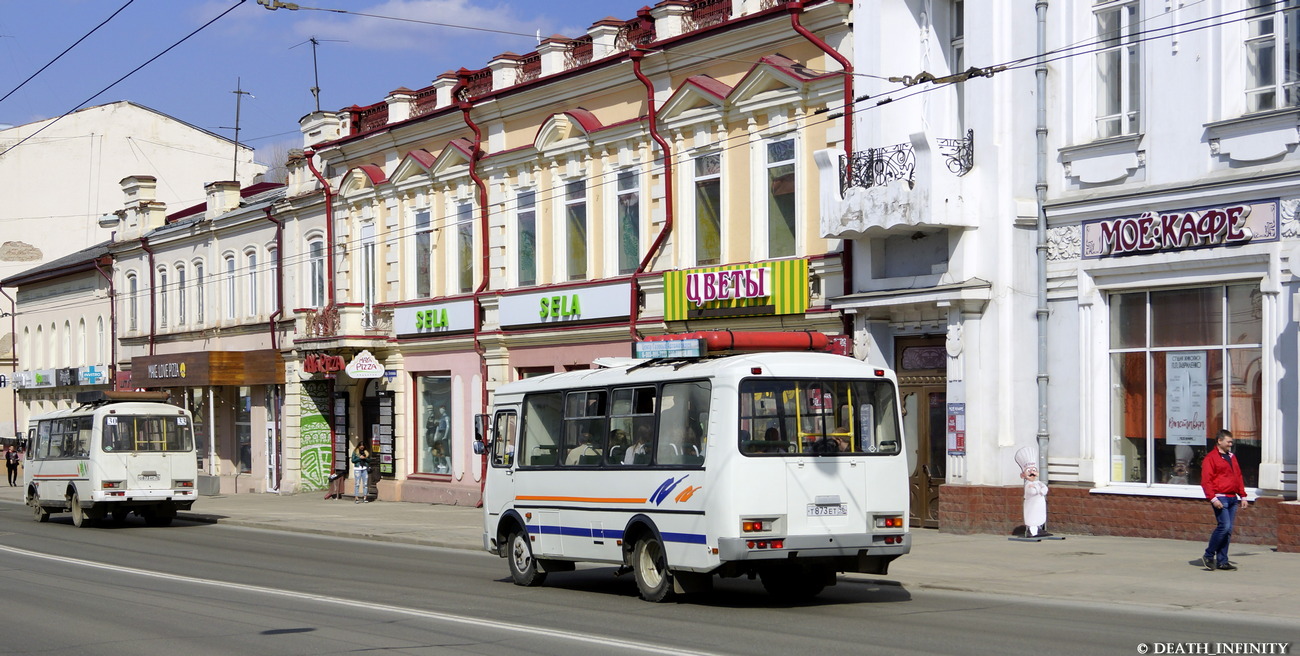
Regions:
[[516, 495, 647, 504]]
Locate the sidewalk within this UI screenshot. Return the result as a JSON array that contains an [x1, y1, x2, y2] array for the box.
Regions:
[[1, 484, 1296, 619]]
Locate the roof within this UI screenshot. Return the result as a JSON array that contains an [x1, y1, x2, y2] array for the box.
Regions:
[[166, 181, 286, 222], [0, 240, 112, 287]]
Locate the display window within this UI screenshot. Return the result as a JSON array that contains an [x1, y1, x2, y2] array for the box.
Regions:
[[416, 376, 453, 475], [1108, 284, 1262, 487]]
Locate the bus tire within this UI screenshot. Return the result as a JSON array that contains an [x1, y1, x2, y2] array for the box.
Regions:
[[30, 491, 49, 523], [70, 491, 89, 528], [506, 529, 547, 587], [633, 536, 674, 602]]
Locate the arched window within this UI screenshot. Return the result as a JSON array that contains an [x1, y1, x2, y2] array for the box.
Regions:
[[61, 321, 70, 367], [127, 273, 139, 332], [225, 255, 236, 320], [307, 237, 325, 308], [246, 250, 258, 317], [96, 317, 105, 364], [177, 264, 187, 325], [195, 260, 206, 324], [159, 267, 169, 329], [267, 246, 279, 312], [78, 319, 86, 364]]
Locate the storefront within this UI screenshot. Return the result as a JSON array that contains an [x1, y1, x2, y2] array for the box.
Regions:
[[13, 364, 113, 430], [131, 350, 285, 495]]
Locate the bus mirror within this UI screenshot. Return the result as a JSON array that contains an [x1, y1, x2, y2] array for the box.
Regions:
[[473, 414, 489, 453]]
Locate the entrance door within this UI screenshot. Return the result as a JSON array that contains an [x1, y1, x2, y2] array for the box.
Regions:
[[897, 338, 947, 528]]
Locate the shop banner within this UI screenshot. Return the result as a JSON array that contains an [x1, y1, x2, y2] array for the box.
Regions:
[[1166, 351, 1207, 446], [299, 381, 333, 491], [394, 299, 475, 336], [663, 259, 808, 321], [498, 282, 630, 327], [1082, 200, 1278, 259], [79, 365, 109, 386]]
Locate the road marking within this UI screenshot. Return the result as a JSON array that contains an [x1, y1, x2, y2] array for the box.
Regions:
[[0, 544, 718, 656]]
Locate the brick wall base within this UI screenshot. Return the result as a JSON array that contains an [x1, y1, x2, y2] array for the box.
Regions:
[[938, 483, 1296, 550]]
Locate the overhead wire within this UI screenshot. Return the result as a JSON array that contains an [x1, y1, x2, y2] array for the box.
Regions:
[[0, 0, 135, 106]]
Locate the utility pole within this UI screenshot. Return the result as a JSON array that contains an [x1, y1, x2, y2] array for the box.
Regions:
[[221, 78, 253, 181]]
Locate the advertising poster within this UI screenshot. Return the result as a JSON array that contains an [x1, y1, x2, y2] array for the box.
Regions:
[[946, 402, 966, 456], [1166, 352, 1207, 446], [299, 381, 333, 491]]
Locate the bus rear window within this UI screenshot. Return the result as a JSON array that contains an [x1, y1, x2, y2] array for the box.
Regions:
[[102, 415, 194, 452], [738, 379, 900, 456]]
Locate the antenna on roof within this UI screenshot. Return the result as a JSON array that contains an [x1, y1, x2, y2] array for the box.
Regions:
[[219, 78, 253, 181], [291, 37, 346, 113]]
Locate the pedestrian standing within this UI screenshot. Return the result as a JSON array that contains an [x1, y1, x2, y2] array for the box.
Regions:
[[5, 446, 19, 486], [351, 443, 371, 504], [1201, 429, 1250, 571]]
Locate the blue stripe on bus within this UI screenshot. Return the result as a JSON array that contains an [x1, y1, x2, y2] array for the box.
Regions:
[[529, 524, 705, 544]]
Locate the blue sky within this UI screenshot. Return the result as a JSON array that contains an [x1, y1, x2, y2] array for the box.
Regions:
[[0, 0, 650, 164]]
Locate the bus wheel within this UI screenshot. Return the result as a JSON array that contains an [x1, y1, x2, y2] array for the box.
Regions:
[[506, 529, 547, 587], [30, 491, 49, 523], [759, 565, 827, 601], [633, 536, 674, 602], [70, 491, 89, 528]]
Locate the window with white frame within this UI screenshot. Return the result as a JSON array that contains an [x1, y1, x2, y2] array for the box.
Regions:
[[193, 259, 204, 323], [1095, 1, 1141, 138], [62, 320, 71, 366], [308, 238, 326, 307], [268, 247, 279, 312], [1108, 284, 1263, 488], [96, 317, 104, 363], [565, 180, 587, 280], [765, 138, 797, 259], [455, 202, 473, 294], [225, 255, 236, 320], [694, 152, 722, 265], [1246, 0, 1300, 113], [246, 251, 258, 317], [617, 170, 640, 275], [177, 264, 187, 326], [77, 319, 86, 364], [127, 273, 138, 331], [414, 209, 432, 297], [158, 268, 168, 329], [951, 0, 966, 130], [361, 224, 377, 323], [517, 191, 537, 286]]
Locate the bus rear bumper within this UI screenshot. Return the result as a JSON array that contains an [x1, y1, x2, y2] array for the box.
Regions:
[[90, 489, 198, 504], [717, 532, 911, 563]]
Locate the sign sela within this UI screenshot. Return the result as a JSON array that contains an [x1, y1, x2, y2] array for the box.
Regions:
[[686, 267, 769, 307], [1098, 205, 1253, 256]]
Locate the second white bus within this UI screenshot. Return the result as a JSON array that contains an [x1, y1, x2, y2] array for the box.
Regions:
[[482, 348, 910, 601]]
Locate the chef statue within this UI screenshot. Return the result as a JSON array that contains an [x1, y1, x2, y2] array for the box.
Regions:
[[1012, 446, 1054, 539]]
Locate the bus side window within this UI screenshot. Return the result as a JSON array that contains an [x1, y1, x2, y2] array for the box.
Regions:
[[521, 393, 562, 467], [657, 381, 710, 465]]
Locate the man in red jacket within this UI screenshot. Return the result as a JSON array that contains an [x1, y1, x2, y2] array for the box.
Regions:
[[1201, 429, 1250, 571]]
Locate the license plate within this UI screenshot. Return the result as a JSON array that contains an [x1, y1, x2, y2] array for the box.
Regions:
[[139, 475, 159, 481], [807, 503, 847, 516]]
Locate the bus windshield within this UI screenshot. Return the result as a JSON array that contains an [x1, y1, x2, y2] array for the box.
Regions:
[[102, 415, 194, 453], [738, 378, 900, 456]]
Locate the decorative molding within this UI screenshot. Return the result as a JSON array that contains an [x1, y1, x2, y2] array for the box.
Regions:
[[1282, 198, 1300, 239], [1047, 225, 1082, 261]]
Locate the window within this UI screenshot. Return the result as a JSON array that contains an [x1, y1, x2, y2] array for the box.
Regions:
[[102, 415, 194, 452], [765, 139, 797, 258], [225, 256, 236, 320], [517, 191, 537, 286], [694, 153, 722, 265], [176, 264, 187, 325], [77, 319, 86, 364], [237, 386, 253, 473], [562, 390, 606, 466], [739, 378, 901, 456], [565, 180, 587, 280], [246, 251, 259, 317], [414, 210, 432, 297], [455, 202, 473, 294], [416, 376, 453, 474], [520, 392, 563, 467], [1108, 284, 1262, 488], [62, 320, 71, 366], [268, 247, 279, 312], [95, 317, 104, 363], [617, 170, 640, 275], [127, 274, 138, 332], [158, 269, 169, 329], [1095, 1, 1141, 138], [1245, 0, 1300, 113], [195, 261, 205, 324], [490, 411, 518, 468], [308, 238, 326, 307], [656, 382, 710, 465], [609, 386, 657, 465], [951, 0, 966, 130], [360, 224, 377, 323]]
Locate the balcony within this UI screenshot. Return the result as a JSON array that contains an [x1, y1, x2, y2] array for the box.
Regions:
[[293, 304, 392, 349], [817, 130, 978, 239]]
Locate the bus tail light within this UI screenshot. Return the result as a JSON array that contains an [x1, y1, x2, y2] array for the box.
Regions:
[[745, 539, 784, 550], [101, 481, 124, 489], [874, 515, 904, 529], [742, 518, 778, 533], [174, 480, 194, 489]]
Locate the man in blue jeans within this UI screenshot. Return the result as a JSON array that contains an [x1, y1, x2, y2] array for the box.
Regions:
[[1200, 429, 1250, 571]]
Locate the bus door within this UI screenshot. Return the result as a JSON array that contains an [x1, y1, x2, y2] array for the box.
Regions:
[[487, 408, 519, 513]]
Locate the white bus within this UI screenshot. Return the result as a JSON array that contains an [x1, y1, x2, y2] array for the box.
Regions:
[[482, 342, 910, 601], [24, 390, 198, 527]]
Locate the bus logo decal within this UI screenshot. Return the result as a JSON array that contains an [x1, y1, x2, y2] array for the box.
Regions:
[[673, 486, 702, 503], [649, 475, 688, 506]]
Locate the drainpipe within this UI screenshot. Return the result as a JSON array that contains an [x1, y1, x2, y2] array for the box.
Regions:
[[455, 71, 493, 504], [263, 207, 284, 351], [629, 49, 674, 341], [92, 256, 118, 391], [1035, 1, 1051, 480], [140, 237, 157, 356], [789, 0, 855, 334], [303, 149, 338, 309], [1, 287, 17, 437]]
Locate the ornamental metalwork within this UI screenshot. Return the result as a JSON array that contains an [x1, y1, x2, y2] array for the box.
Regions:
[[355, 103, 388, 133], [682, 0, 730, 32], [615, 16, 656, 51], [303, 305, 339, 339], [516, 53, 541, 86], [839, 142, 916, 194], [936, 129, 975, 176], [564, 37, 593, 70], [411, 86, 438, 118], [1282, 198, 1300, 239]]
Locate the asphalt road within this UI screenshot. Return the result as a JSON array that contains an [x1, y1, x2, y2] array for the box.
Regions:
[[0, 506, 1294, 655]]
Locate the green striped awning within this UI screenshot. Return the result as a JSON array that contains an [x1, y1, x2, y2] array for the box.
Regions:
[[663, 259, 808, 321]]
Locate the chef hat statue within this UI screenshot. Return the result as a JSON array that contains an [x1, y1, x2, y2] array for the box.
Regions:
[[1012, 446, 1052, 539]]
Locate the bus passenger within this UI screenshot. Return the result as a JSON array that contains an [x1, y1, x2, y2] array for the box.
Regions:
[[624, 425, 652, 465], [565, 432, 599, 465]]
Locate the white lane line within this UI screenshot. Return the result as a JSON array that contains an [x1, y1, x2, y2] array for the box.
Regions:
[[0, 544, 718, 656]]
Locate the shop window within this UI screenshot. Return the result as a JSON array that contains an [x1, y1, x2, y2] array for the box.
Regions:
[[1108, 284, 1262, 488], [236, 386, 253, 473], [416, 376, 452, 475]]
